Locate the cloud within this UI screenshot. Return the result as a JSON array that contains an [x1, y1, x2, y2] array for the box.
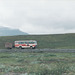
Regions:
[[0, 0, 75, 34]]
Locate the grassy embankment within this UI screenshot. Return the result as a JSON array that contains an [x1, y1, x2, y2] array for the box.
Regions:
[[0, 34, 75, 75], [0, 52, 75, 75], [0, 33, 75, 49]]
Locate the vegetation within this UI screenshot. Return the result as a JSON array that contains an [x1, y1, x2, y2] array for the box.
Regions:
[[0, 34, 75, 75], [0, 52, 75, 75], [0, 33, 75, 49]]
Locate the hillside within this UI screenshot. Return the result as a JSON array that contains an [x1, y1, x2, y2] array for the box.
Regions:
[[0, 27, 28, 36], [0, 33, 75, 49]]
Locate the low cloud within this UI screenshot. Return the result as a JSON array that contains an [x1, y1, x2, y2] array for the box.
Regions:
[[0, 0, 75, 34]]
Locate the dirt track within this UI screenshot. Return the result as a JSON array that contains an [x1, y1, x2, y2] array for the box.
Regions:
[[0, 49, 75, 53]]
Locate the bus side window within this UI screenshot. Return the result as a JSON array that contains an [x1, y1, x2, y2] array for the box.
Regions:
[[21, 42, 24, 44], [25, 42, 29, 44], [25, 42, 27, 44], [15, 42, 18, 44], [18, 42, 21, 44]]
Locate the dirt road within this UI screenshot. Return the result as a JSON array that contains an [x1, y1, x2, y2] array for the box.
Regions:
[[0, 49, 75, 53]]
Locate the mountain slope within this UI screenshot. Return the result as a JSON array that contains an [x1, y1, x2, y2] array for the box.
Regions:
[[0, 27, 28, 36]]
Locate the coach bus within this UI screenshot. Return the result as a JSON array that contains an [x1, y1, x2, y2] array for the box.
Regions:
[[14, 40, 37, 49]]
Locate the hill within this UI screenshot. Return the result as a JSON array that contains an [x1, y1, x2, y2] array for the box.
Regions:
[[0, 27, 28, 36], [0, 33, 75, 49]]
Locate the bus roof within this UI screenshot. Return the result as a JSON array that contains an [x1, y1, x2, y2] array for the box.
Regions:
[[15, 40, 37, 42]]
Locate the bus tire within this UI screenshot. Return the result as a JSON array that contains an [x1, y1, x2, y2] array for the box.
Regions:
[[30, 46, 33, 49], [19, 46, 22, 49], [30, 46, 35, 49]]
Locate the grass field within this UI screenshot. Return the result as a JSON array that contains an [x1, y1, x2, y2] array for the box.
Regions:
[[0, 52, 75, 75], [0, 34, 75, 75], [0, 34, 75, 49], [0, 33, 75, 49]]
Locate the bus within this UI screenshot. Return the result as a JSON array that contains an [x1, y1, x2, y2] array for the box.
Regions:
[[14, 40, 37, 49]]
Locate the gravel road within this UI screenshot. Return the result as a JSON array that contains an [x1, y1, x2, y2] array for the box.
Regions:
[[0, 49, 75, 53]]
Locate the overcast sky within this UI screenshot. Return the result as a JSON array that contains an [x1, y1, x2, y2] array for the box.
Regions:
[[0, 0, 75, 34]]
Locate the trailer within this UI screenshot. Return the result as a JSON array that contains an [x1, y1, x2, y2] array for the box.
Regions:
[[5, 42, 12, 49]]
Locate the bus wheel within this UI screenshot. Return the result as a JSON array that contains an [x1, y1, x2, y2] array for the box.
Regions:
[[19, 46, 22, 49], [30, 46, 35, 49], [30, 46, 33, 49]]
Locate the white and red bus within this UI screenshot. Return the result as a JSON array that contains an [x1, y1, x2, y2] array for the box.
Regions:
[[14, 40, 37, 49]]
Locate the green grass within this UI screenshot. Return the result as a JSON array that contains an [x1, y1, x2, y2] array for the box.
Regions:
[[0, 33, 75, 49], [0, 52, 75, 75]]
